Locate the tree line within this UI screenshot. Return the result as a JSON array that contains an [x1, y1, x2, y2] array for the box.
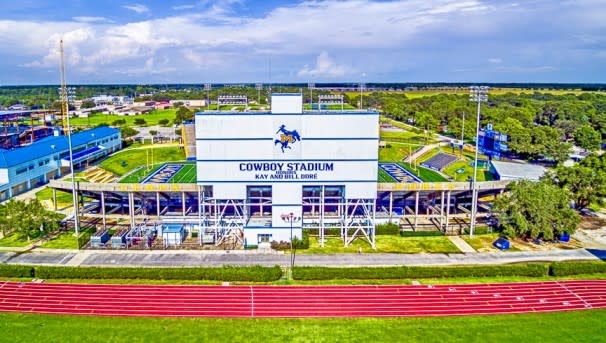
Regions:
[[362, 92, 606, 162]]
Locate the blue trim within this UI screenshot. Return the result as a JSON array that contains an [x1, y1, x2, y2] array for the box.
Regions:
[[271, 93, 301, 96], [197, 159, 378, 162], [271, 204, 303, 207], [196, 138, 272, 141], [307, 137, 379, 140], [197, 180, 377, 183]]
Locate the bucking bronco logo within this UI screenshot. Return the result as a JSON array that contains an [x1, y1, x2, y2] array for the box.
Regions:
[[274, 124, 300, 153]]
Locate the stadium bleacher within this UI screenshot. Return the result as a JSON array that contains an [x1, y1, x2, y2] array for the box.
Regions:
[[421, 152, 458, 171]]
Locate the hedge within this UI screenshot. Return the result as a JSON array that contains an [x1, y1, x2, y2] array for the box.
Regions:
[[33, 265, 282, 282], [293, 263, 550, 280], [399, 231, 444, 237], [0, 264, 34, 278], [550, 261, 606, 276]]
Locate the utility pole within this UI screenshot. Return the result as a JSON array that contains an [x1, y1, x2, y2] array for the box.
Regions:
[[469, 86, 489, 237]]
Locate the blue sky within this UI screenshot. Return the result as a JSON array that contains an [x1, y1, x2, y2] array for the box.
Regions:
[[0, 0, 604, 84]]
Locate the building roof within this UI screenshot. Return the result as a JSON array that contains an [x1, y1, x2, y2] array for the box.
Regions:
[[490, 160, 546, 181], [0, 126, 119, 168]]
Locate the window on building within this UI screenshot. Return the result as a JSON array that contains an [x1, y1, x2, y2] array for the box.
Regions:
[[16, 167, 27, 175], [257, 234, 272, 244], [38, 161, 44, 167], [28, 165, 34, 170], [247, 186, 272, 217]]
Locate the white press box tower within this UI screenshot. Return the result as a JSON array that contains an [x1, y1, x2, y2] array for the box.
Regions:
[[195, 94, 379, 247]]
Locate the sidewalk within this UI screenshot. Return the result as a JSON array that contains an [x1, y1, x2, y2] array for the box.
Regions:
[[0, 248, 600, 268]]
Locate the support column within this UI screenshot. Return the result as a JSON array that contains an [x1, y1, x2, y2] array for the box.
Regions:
[[198, 186, 202, 245], [128, 192, 135, 228], [388, 192, 393, 221], [156, 192, 160, 217], [371, 199, 376, 250], [101, 191, 106, 230], [414, 191, 419, 231], [439, 191, 445, 232], [445, 190, 451, 233], [320, 185, 325, 247], [182, 192, 186, 217], [52, 188, 57, 211]]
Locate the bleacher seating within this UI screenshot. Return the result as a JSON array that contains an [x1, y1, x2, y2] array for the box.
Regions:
[[421, 153, 458, 171]]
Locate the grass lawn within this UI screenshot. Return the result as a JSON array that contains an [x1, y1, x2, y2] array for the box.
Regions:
[[1, 309, 605, 342], [379, 142, 418, 162], [40, 228, 95, 249], [399, 162, 448, 182], [70, 109, 178, 128], [0, 233, 33, 247], [299, 235, 460, 254], [168, 163, 197, 183], [99, 146, 186, 176], [35, 187, 73, 208]]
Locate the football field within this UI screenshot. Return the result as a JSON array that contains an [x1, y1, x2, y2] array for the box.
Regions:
[[167, 164, 196, 183]]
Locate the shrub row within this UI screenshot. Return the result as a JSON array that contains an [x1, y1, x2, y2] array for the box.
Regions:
[[293, 263, 551, 280], [399, 231, 444, 237], [2, 265, 281, 282], [550, 261, 606, 276], [0, 264, 34, 278], [2, 260, 606, 281]]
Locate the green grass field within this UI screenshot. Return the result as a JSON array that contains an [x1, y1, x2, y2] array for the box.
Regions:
[[70, 109, 178, 127], [300, 235, 460, 254], [1, 309, 604, 342], [399, 162, 448, 182], [378, 168, 396, 182], [168, 163, 197, 183], [0, 233, 32, 247], [40, 228, 95, 249], [99, 146, 186, 176]]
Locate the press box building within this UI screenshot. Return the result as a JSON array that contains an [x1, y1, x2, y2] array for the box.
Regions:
[[196, 94, 379, 247]]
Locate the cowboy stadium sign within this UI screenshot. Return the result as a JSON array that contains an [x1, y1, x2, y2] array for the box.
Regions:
[[239, 162, 335, 180]]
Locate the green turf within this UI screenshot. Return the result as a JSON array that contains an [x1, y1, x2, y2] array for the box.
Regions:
[[70, 109, 178, 127], [379, 142, 419, 162], [40, 228, 94, 249], [0, 233, 32, 247], [119, 163, 165, 183], [299, 235, 460, 254], [378, 168, 397, 182], [1, 309, 604, 342], [35, 187, 73, 208], [99, 146, 186, 176], [168, 164, 197, 183], [398, 162, 448, 182]]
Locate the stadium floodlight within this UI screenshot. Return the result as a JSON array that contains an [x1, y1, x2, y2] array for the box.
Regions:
[[359, 83, 366, 109], [204, 83, 211, 110], [469, 86, 489, 237], [308, 83, 315, 110], [281, 212, 301, 271], [255, 83, 263, 105]]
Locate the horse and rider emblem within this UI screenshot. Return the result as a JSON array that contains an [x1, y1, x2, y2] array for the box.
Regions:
[[274, 124, 300, 153]]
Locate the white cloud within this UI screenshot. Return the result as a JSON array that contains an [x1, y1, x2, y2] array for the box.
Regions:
[[488, 58, 502, 64], [122, 4, 149, 14], [72, 16, 113, 23], [297, 51, 351, 78]]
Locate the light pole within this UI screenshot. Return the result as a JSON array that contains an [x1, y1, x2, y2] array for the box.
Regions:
[[469, 86, 488, 237], [460, 111, 465, 156], [59, 39, 80, 241], [281, 212, 301, 272], [204, 83, 211, 110], [359, 82, 366, 109], [255, 83, 263, 105]]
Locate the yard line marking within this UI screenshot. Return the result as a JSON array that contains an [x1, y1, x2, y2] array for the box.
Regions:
[[557, 281, 592, 308]]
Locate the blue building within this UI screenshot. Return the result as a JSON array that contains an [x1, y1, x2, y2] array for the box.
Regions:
[[0, 126, 122, 201]]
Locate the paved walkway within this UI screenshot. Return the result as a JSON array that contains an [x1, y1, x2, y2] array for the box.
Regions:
[[0, 248, 600, 267], [447, 236, 476, 253]]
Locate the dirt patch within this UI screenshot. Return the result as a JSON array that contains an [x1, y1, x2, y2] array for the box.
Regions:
[[579, 216, 606, 230]]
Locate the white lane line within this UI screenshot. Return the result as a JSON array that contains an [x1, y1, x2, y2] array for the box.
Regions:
[[557, 281, 592, 308], [250, 286, 254, 317]]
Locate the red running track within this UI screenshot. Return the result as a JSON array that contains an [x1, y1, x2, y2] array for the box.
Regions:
[[0, 280, 605, 317]]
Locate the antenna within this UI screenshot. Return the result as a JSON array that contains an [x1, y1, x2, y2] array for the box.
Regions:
[[268, 59, 272, 106]]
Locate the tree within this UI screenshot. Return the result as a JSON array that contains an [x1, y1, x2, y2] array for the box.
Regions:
[[112, 119, 126, 126], [174, 106, 193, 124], [133, 118, 146, 125], [158, 119, 170, 126], [120, 127, 139, 139], [149, 130, 158, 136], [80, 100, 96, 109], [574, 125, 602, 151], [493, 180, 579, 240], [550, 154, 606, 209], [0, 199, 62, 240]]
